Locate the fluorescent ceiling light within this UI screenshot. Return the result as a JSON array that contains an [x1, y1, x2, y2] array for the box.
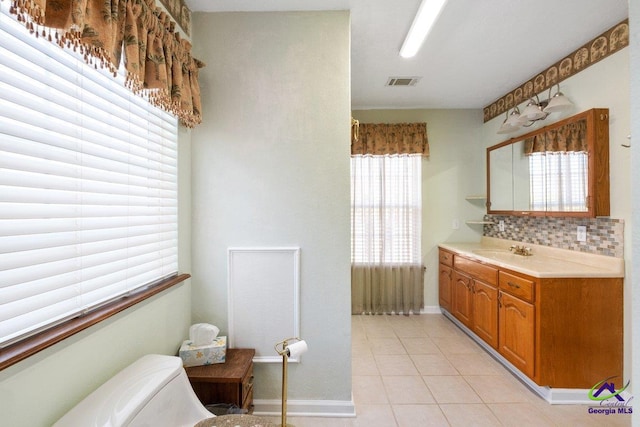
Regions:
[[400, 0, 448, 58]]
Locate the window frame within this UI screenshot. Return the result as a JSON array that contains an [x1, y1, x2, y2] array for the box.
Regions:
[[0, 274, 189, 370]]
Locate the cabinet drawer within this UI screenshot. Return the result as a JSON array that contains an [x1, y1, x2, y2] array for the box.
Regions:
[[439, 249, 454, 267], [241, 365, 254, 405], [454, 256, 497, 286], [499, 271, 535, 302], [242, 387, 254, 412]]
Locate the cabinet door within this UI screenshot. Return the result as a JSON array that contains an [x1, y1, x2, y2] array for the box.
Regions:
[[452, 271, 473, 328], [439, 264, 453, 312], [498, 291, 535, 378], [472, 280, 498, 349]]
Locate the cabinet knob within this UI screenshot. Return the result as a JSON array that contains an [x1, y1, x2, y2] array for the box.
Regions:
[[507, 281, 521, 289]]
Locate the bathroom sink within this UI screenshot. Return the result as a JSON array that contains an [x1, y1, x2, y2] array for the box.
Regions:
[[472, 249, 528, 262], [472, 249, 512, 257]]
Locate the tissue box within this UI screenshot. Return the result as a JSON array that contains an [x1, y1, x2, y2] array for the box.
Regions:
[[179, 336, 227, 367]]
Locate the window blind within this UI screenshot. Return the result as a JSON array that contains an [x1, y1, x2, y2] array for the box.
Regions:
[[528, 152, 588, 211], [351, 154, 422, 264], [0, 4, 179, 346]]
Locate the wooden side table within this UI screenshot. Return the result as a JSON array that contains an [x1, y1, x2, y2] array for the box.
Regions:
[[185, 348, 255, 413]]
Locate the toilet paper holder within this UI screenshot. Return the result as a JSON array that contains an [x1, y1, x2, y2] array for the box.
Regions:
[[274, 337, 307, 360], [274, 337, 308, 427]]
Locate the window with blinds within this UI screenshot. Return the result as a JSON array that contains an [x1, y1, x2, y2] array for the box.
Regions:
[[351, 155, 422, 265], [0, 3, 179, 347]]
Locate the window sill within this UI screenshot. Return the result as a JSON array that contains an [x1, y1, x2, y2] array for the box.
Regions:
[[0, 273, 191, 371]]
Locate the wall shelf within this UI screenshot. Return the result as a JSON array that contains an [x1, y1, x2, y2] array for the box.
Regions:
[[466, 195, 490, 227]]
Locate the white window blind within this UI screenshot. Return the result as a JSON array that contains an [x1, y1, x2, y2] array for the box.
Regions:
[[351, 154, 422, 265], [529, 152, 588, 211], [0, 4, 179, 346]]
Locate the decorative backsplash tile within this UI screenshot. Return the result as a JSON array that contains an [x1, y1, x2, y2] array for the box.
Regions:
[[483, 215, 624, 258]]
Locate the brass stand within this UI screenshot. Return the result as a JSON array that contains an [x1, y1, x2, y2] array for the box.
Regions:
[[274, 338, 301, 427]]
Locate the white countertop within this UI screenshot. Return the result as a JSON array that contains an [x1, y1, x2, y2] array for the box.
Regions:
[[438, 237, 624, 278]]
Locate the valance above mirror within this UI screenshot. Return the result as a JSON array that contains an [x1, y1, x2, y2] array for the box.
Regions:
[[523, 119, 587, 154], [486, 108, 610, 217]]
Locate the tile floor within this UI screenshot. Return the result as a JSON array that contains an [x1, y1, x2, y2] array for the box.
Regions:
[[266, 313, 632, 427]]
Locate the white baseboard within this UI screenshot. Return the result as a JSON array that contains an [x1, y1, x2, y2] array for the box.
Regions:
[[252, 398, 356, 418], [421, 305, 443, 314], [546, 388, 594, 405], [441, 309, 597, 405]]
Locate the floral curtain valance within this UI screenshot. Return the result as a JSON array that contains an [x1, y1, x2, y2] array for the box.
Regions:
[[351, 122, 429, 157], [524, 119, 587, 155], [8, 0, 204, 127]]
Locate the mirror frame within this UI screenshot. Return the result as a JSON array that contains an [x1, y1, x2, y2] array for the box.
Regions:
[[486, 108, 610, 218]]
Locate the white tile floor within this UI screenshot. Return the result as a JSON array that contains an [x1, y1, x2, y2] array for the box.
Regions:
[[265, 313, 632, 427]]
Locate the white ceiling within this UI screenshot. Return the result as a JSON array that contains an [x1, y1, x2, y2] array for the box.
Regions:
[[184, 0, 629, 110]]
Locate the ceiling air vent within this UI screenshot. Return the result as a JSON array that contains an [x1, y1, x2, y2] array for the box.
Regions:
[[386, 76, 421, 87]]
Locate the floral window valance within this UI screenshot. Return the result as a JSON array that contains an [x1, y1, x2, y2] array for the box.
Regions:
[[7, 0, 204, 127], [524, 119, 587, 155], [351, 122, 430, 157]]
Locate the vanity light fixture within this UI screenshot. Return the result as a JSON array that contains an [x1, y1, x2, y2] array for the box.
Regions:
[[497, 107, 522, 134], [400, 0, 449, 58], [519, 96, 548, 121], [496, 84, 572, 134], [543, 85, 572, 113]]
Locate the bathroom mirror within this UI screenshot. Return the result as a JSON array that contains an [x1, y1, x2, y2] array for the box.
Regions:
[[486, 108, 610, 217]]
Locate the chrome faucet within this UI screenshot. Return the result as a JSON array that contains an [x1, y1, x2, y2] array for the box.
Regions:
[[509, 245, 532, 256]]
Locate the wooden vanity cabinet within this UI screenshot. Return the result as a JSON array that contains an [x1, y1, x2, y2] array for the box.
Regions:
[[438, 250, 454, 312], [438, 248, 623, 389], [448, 253, 499, 349]]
